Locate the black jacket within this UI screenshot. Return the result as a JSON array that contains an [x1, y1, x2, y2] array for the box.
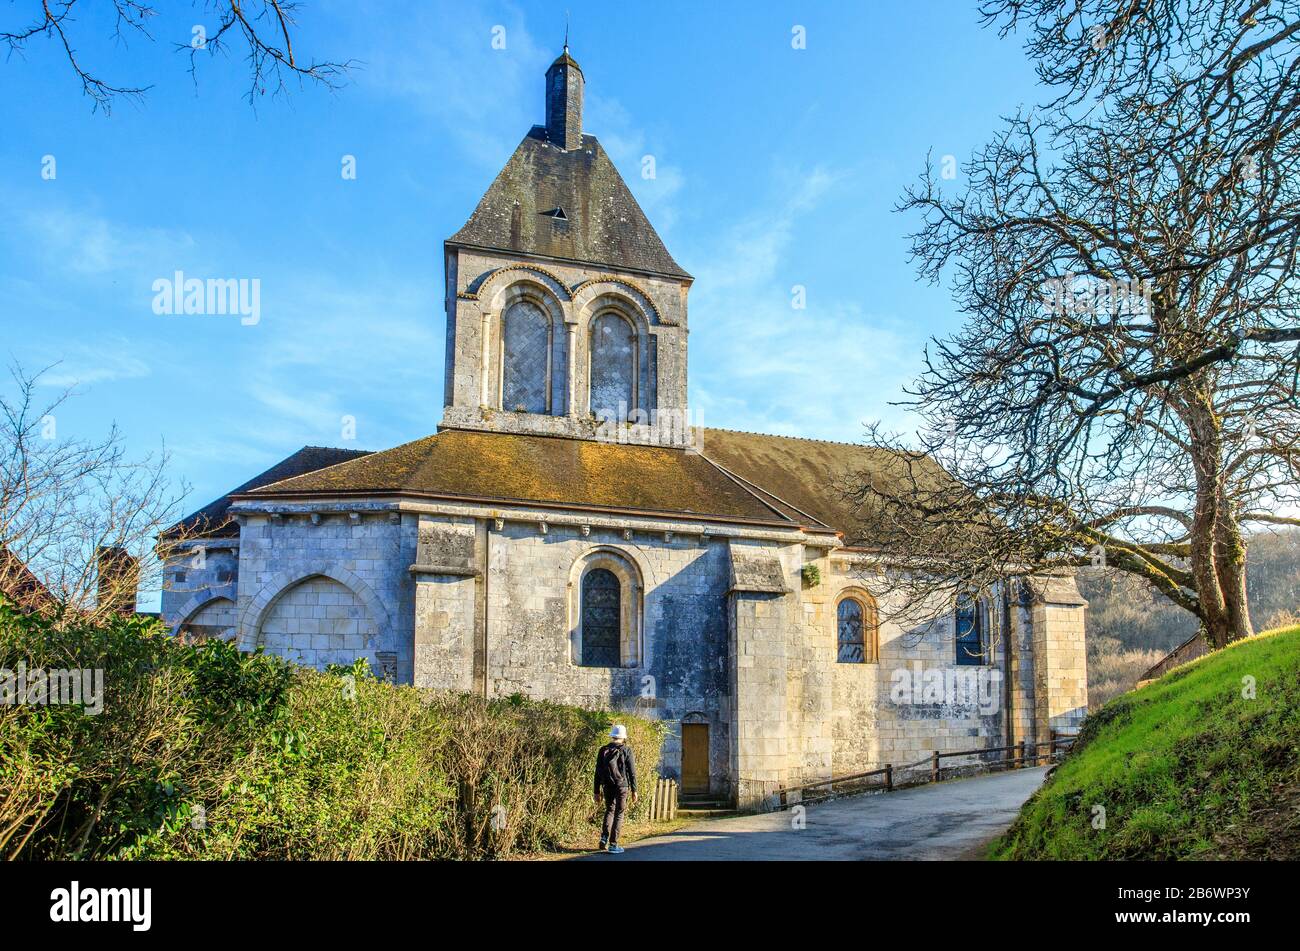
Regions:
[[594, 742, 637, 795]]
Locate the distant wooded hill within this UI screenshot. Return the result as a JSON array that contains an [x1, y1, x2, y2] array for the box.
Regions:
[[1080, 529, 1300, 708]]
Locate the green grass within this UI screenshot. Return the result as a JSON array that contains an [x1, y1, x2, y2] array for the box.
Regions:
[[991, 623, 1300, 860]]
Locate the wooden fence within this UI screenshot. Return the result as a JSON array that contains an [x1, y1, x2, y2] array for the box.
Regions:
[[646, 776, 678, 821], [778, 729, 1079, 808]]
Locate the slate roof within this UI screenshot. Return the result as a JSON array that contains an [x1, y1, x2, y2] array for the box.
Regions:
[[170, 446, 372, 538], [238, 429, 791, 525], [447, 128, 691, 281]]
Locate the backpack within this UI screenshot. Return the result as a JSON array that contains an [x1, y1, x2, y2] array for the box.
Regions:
[[599, 744, 628, 787]]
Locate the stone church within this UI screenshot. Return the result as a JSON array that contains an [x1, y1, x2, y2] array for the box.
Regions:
[[163, 49, 1087, 809]]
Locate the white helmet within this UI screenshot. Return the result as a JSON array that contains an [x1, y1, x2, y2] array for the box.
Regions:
[[609, 724, 628, 739]]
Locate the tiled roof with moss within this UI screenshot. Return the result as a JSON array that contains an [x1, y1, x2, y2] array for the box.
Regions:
[[217, 429, 951, 540], [699, 427, 956, 545], [448, 128, 691, 280], [239, 429, 791, 525], [170, 446, 372, 538]]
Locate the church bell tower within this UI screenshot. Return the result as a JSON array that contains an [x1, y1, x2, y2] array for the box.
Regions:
[[439, 49, 694, 447]]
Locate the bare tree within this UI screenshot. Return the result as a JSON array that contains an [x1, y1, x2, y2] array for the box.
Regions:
[[0, 363, 194, 625], [850, 0, 1300, 649], [0, 0, 353, 112]]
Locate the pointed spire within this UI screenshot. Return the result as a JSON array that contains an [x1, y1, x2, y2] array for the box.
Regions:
[[545, 42, 584, 151]]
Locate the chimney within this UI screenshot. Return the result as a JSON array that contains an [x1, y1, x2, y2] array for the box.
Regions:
[[96, 546, 139, 616], [545, 46, 584, 151]]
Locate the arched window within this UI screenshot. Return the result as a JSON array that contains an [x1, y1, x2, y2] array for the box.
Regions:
[[177, 596, 236, 645], [580, 567, 622, 667], [589, 311, 637, 422], [955, 594, 986, 665], [501, 299, 551, 413], [836, 593, 878, 664]]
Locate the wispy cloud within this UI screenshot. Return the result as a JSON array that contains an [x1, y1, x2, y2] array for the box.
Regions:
[[34, 341, 153, 388], [20, 206, 195, 278], [689, 163, 918, 443], [588, 93, 686, 235], [359, 1, 545, 166], [235, 269, 441, 450], [357, 0, 685, 239], [3, 189, 438, 461]]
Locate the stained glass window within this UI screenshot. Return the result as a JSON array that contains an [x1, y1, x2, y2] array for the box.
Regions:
[[581, 567, 621, 667], [838, 598, 865, 663], [955, 594, 985, 665]]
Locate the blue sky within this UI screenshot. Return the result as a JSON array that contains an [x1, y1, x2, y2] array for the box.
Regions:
[[0, 0, 1041, 521]]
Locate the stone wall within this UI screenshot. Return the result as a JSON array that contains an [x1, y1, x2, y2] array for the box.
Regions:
[[257, 576, 378, 669], [179, 596, 237, 642], [411, 511, 736, 798], [165, 498, 1089, 807], [229, 508, 415, 682], [160, 540, 239, 634], [726, 539, 802, 809], [1030, 575, 1089, 735], [812, 560, 1007, 782], [794, 562, 1087, 788]]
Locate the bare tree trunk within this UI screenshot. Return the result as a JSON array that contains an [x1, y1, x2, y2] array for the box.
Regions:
[[1214, 492, 1254, 644], [1187, 402, 1233, 649]]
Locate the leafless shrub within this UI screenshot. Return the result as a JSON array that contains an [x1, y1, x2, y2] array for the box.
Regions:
[[0, 363, 194, 624]]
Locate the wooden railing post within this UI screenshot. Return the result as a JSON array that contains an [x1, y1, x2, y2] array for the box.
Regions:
[[930, 750, 940, 782], [885, 764, 893, 791], [1016, 740, 1026, 768]]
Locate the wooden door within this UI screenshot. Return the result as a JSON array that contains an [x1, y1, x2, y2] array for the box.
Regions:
[[681, 723, 710, 795]]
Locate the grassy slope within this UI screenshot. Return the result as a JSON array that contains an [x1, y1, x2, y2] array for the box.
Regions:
[[991, 624, 1300, 860]]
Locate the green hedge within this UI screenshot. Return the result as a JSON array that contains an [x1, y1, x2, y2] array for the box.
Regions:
[[0, 602, 663, 859]]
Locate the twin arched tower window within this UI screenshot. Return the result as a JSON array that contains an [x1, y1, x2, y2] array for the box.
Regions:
[[501, 300, 552, 413], [498, 298, 639, 420], [589, 312, 637, 422]]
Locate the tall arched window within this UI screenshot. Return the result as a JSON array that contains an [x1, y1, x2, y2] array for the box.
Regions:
[[836, 593, 878, 664], [580, 567, 622, 667], [501, 299, 551, 413], [589, 311, 637, 422], [955, 593, 985, 665]]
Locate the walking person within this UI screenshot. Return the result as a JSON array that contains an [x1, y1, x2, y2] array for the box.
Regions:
[[594, 724, 638, 853]]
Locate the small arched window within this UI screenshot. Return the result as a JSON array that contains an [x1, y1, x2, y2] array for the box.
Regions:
[[177, 596, 237, 645], [836, 593, 878, 664], [955, 594, 986, 665], [580, 567, 622, 667], [589, 311, 637, 422], [501, 299, 551, 413]]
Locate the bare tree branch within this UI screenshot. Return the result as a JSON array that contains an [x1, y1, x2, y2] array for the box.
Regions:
[[0, 0, 354, 113], [851, 0, 1300, 649]]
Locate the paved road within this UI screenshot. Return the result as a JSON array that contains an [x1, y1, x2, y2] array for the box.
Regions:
[[578, 767, 1048, 861]]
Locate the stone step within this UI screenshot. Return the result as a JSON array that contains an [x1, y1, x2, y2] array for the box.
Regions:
[[675, 807, 740, 819]]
